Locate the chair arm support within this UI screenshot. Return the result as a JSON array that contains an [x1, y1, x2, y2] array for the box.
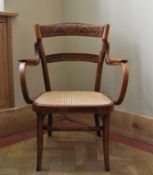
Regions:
[[105, 58, 129, 105], [19, 59, 40, 104]]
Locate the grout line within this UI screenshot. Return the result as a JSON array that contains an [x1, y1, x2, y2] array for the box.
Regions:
[[110, 133, 153, 153], [0, 130, 36, 148]]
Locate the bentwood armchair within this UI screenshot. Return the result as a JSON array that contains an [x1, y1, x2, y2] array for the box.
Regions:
[[19, 23, 128, 172]]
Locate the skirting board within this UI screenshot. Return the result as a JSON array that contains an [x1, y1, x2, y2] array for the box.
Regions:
[[110, 110, 153, 145], [0, 106, 62, 138], [0, 106, 36, 137], [0, 106, 153, 145], [65, 111, 153, 145]]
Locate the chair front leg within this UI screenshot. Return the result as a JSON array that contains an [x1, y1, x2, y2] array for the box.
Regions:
[[102, 113, 110, 171], [48, 113, 53, 137], [36, 112, 45, 171], [94, 113, 101, 137]]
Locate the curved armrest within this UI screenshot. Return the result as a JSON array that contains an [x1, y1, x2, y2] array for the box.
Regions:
[[105, 58, 128, 105], [19, 41, 40, 104], [104, 41, 129, 105], [19, 59, 40, 104]]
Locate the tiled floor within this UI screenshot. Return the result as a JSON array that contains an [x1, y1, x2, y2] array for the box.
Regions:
[[0, 131, 153, 175]]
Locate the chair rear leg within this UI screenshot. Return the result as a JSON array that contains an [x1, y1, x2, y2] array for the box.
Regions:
[[102, 114, 110, 171], [94, 113, 101, 137], [48, 114, 52, 137], [36, 113, 45, 171]]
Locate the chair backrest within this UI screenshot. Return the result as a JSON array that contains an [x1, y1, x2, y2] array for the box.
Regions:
[[34, 23, 110, 92]]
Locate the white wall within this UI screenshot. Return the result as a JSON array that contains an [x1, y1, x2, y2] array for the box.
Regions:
[[64, 0, 153, 117], [5, 0, 65, 106], [63, 1, 105, 91], [0, 0, 4, 11], [5, 0, 153, 117]]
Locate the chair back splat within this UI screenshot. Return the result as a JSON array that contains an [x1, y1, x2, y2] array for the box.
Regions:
[[35, 23, 110, 92]]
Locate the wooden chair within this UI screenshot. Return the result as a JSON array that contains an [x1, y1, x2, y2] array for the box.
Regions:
[[19, 23, 128, 172]]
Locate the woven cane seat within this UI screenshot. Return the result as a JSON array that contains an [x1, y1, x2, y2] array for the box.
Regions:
[[35, 91, 112, 106], [33, 91, 113, 113]]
